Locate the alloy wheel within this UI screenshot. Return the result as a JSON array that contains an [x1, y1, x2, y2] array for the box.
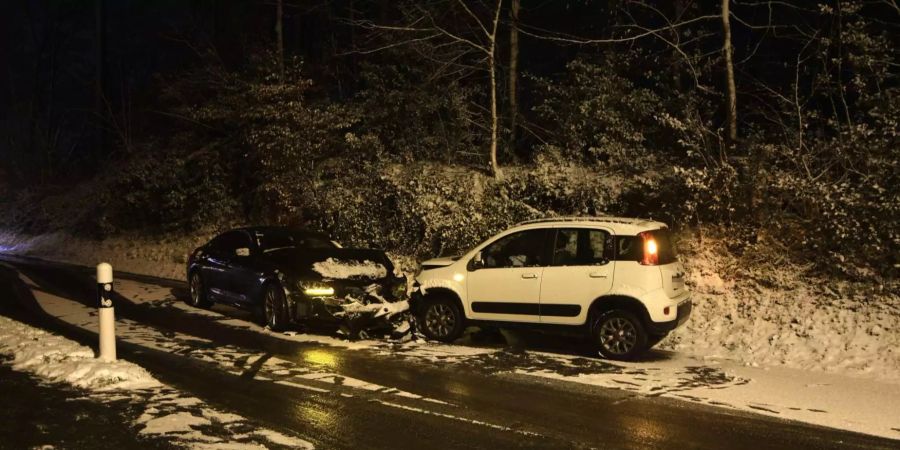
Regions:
[[425, 303, 456, 338], [599, 317, 638, 355], [265, 287, 279, 328], [189, 274, 202, 306]]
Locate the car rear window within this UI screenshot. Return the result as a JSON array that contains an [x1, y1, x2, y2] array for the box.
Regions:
[[614, 229, 678, 264]]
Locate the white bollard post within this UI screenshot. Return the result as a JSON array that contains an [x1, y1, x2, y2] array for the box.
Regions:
[[97, 262, 116, 362]]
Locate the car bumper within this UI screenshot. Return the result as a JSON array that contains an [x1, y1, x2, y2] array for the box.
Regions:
[[647, 298, 692, 335]]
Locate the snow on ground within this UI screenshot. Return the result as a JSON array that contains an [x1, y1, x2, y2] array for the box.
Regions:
[[5, 227, 895, 384], [3, 228, 900, 433], [84, 274, 900, 439], [116, 278, 490, 361], [659, 243, 900, 382], [8, 266, 900, 439], [0, 228, 212, 281], [0, 313, 314, 449], [514, 351, 900, 440], [19, 272, 455, 405], [0, 315, 160, 390]]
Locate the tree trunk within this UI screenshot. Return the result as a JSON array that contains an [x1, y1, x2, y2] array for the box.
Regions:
[[489, 52, 500, 178], [276, 0, 285, 82], [721, 0, 737, 153], [507, 0, 519, 155], [489, 0, 503, 178], [94, 0, 106, 162]]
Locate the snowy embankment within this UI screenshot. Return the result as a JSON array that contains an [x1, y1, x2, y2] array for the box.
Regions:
[[0, 314, 314, 449], [1, 228, 898, 382], [660, 243, 900, 382], [0, 229, 212, 281]]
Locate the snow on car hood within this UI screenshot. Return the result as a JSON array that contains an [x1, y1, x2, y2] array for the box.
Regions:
[[263, 248, 393, 282], [313, 257, 388, 280]]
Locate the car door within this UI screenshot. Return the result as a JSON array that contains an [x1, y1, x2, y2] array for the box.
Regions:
[[223, 230, 261, 305], [466, 228, 549, 323], [200, 232, 240, 302], [539, 228, 615, 325]]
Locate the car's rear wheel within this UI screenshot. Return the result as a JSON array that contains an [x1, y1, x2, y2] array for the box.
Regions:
[[417, 297, 465, 343], [262, 283, 290, 331], [188, 272, 213, 309], [590, 309, 648, 361]]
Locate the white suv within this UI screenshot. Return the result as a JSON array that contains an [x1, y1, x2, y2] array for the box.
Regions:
[[412, 217, 691, 360]]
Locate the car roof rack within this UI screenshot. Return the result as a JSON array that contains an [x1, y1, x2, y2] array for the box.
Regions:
[[516, 216, 655, 226]]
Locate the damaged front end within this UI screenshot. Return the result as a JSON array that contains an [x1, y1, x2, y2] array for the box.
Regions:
[[285, 257, 411, 339]]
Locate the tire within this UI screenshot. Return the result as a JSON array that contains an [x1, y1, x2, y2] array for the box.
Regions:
[[416, 296, 465, 343], [590, 309, 648, 361], [188, 272, 214, 309], [261, 283, 290, 331]]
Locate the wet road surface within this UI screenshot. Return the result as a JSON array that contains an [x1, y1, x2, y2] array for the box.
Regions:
[[0, 255, 896, 449]]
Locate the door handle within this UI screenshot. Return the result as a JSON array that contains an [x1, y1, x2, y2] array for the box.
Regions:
[[521, 273, 538, 279], [589, 272, 608, 278]]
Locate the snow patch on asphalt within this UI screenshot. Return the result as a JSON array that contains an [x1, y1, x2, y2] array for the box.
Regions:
[[514, 352, 900, 440], [118, 278, 494, 360], [0, 314, 315, 449], [0, 315, 160, 390], [24, 277, 453, 407]]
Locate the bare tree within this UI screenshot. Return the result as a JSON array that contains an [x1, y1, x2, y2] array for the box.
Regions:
[[507, 0, 519, 155], [721, 0, 737, 151], [276, 0, 285, 82], [95, 0, 107, 160], [351, 0, 505, 178]]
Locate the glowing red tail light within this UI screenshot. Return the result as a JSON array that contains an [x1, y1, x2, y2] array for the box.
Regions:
[[640, 231, 659, 266]]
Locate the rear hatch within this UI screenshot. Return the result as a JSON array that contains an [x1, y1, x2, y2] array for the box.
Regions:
[[641, 229, 686, 299]]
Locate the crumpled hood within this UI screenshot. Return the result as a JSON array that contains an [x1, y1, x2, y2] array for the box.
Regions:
[[263, 248, 394, 283]]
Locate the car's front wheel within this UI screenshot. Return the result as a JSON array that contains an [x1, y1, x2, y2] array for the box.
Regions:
[[590, 309, 648, 361], [417, 296, 465, 343], [262, 284, 290, 331], [188, 272, 213, 309]]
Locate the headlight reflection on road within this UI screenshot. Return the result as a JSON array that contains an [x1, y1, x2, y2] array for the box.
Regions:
[[303, 349, 338, 368], [621, 415, 669, 444], [294, 403, 337, 429]]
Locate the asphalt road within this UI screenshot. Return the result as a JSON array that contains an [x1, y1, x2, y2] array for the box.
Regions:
[[0, 255, 896, 450]]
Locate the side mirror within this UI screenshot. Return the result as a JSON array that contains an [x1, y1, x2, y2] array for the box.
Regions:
[[468, 252, 485, 271], [235, 247, 251, 257]]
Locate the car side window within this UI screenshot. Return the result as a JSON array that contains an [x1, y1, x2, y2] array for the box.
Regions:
[[481, 229, 547, 269], [552, 228, 610, 266], [210, 231, 252, 253]]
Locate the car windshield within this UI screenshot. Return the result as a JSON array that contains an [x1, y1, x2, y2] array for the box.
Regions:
[[254, 230, 336, 253]]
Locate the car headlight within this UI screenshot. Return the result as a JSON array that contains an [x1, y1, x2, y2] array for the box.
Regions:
[[303, 286, 335, 297]]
